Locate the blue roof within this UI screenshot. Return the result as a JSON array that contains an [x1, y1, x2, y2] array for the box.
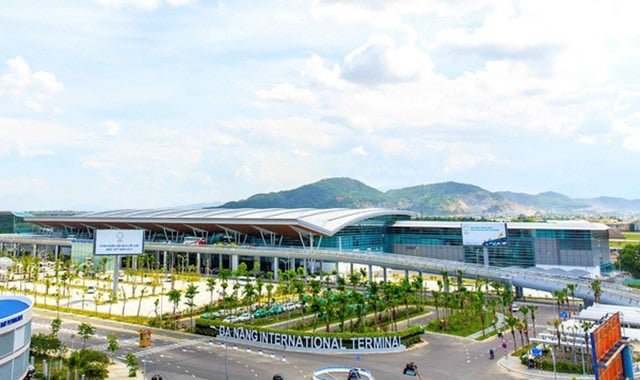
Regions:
[[0, 299, 29, 319]]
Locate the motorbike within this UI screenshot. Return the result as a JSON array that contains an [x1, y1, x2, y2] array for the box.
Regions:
[[489, 349, 495, 360]]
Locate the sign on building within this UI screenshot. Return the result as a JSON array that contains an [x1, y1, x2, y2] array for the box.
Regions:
[[461, 222, 507, 247], [94, 229, 144, 256]]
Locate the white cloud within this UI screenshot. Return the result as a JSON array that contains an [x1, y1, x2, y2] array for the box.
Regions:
[[350, 145, 367, 156], [444, 150, 501, 173], [256, 83, 317, 105], [105, 121, 120, 136], [576, 135, 597, 145], [0, 56, 63, 111], [235, 165, 253, 181], [93, 0, 194, 10], [340, 34, 433, 85], [0, 118, 86, 157]]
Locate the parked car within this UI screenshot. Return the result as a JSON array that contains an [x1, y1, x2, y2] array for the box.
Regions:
[[253, 308, 268, 318], [223, 315, 238, 323], [283, 303, 296, 311], [238, 312, 253, 322], [268, 304, 284, 315], [86, 286, 96, 294], [216, 309, 230, 316], [200, 312, 219, 319]]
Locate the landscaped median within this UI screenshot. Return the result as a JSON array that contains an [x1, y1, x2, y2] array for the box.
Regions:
[[195, 318, 424, 353]]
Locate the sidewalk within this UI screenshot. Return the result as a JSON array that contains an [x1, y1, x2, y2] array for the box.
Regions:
[[497, 356, 593, 379], [107, 360, 144, 380]]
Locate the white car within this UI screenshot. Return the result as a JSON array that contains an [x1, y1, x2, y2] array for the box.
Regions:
[[223, 315, 238, 323], [511, 304, 520, 313], [237, 312, 253, 322], [86, 286, 96, 294], [283, 303, 296, 311]]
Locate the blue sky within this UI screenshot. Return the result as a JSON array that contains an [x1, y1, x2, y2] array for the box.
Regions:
[[1, 0, 639, 211]]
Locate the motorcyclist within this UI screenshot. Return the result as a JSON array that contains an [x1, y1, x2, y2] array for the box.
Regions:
[[489, 349, 495, 359]]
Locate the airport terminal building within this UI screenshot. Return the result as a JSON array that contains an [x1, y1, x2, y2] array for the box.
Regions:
[[15, 208, 612, 277]]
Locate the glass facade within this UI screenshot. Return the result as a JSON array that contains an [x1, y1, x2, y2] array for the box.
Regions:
[[319, 216, 408, 252], [390, 224, 608, 269]]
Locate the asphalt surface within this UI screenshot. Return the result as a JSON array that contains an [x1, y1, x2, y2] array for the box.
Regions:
[[31, 302, 563, 380]]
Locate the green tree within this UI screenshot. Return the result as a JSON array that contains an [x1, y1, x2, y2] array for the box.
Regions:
[[125, 352, 139, 377], [590, 279, 602, 304], [618, 244, 640, 278], [106, 334, 119, 362], [184, 284, 199, 329], [78, 322, 96, 348], [206, 277, 217, 304], [30, 333, 61, 357], [528, 304, 539, 338], [67, 349, 110, 380], [51, 317, 62, 338], [167, 288, 182, 330]]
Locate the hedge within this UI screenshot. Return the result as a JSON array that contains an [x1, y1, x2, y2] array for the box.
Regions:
[[195, 318, 424, 349]]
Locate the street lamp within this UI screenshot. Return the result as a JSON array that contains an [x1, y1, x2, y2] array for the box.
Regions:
[[210, 326, 229, 380], [550, 345, 557, 380]]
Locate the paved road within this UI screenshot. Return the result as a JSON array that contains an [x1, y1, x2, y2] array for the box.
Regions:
[[31, 302, 563, 380]]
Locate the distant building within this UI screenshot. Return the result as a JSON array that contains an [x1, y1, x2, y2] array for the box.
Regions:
[[0, 212, 38, 234], [20, 208, 612, 277], [0, 295, 33, 380]]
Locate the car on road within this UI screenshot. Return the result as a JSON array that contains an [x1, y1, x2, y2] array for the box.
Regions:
[[200, 312, 219, 319], [86, 286, 96, 294], [223, 315, 238, 323], [268, 304, 284, 315], [253, 308, 268, 318], [511, 304, 520, 313], [238, 312, 253, 322]]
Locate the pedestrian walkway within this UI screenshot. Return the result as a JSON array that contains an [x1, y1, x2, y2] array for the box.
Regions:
[[497, 356, 593, 379]]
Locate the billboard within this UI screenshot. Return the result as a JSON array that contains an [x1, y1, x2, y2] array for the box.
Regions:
[[461, 222, 507, 247], [94, 229, 144, 256]]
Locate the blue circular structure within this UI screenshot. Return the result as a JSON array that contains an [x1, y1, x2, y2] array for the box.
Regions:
[[0, 296, 34, 380]]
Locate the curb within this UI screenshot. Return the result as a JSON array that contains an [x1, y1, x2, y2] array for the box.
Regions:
[[497, 357, 593, 379]]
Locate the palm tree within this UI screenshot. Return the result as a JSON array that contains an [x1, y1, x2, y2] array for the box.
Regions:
[[455, 269, 464, 291], [137, 287, 147, 320], [167, 288, 182, 330], [580, 320, 593, 358], [366, 281, 381, 329], [505, 314, 518, 353], [590, 279, 602, 303], [566, 283, 577, 315], [184, 284, 199, 329], [219, 268, 231, 299], [206, 278, 217, 305], [255, 276, 264, 306], [550, 318, 564, 360], [519, 305, 530, 345], [440, 269, 450, 293], [243, 282, 257, 309], [412, 275, 424, 306], [399, 277, 412, 320], [528, 304, 538, 338], [553, 289, 565, 314]]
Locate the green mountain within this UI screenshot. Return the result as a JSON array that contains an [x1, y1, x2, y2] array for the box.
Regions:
[[219, 177, 640, 217], [220, 177, 384, 209]]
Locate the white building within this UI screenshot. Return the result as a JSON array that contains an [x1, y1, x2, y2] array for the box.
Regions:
[[0, 295, 33, 380]]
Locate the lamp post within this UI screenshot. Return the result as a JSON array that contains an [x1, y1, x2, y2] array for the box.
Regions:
[[211, 326, 229, 380], [550, 346, 558, 380]]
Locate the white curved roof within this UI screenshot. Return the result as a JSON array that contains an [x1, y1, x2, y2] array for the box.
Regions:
[[26, 208, 416, 237]]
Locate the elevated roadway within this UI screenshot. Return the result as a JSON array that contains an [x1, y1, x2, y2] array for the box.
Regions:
[[2, 235, 639, 307]]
